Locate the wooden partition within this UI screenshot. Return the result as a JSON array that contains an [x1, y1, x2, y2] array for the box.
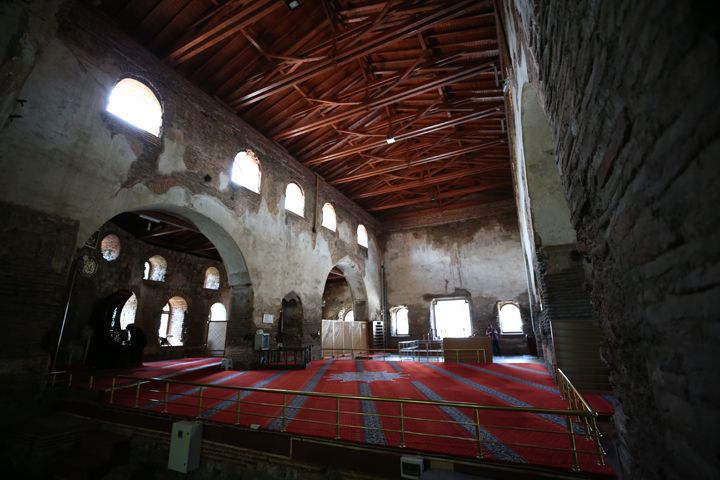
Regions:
[[321, 320, 367, 357], [443, 337, 493, 363]]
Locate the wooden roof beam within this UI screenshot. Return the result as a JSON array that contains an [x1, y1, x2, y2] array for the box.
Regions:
[[167, 0, 282, 65], [365, 182, 512, 212], [351, 165, 504, 199], [231, 0, 480, 106], [331, 140, 505, 185], [305, 106, 502, 166], [274, 62, 495, 141]]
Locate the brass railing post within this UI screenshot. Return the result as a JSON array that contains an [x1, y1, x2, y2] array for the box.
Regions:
[[67, 373, 73, 387], [88, 376, 94, 391], [162, 382, 169, 413], [590, 415, 606, 466], [51, 373, 57, 388], [197, 386, 204, 417], [399, 402, 405, 447], [134, 382, 141, 408], [475, 408, 484, 459], [335, 398, 341, 439], [566, 415, 580, 471], [109, 377, 116, 404], [235, 391, 242, 425], [281, 393, 287, 432]]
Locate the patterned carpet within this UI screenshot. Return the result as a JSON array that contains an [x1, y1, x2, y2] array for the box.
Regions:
[[99, 358, 615, 476]]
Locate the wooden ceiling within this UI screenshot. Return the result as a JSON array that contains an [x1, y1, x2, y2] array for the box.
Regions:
[[112, 211, 221, 261], [96, 0, 512, 222]]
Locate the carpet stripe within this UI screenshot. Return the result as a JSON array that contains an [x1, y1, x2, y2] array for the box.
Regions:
[[355, 360, 387, 445], [501, 363, 551, 377], [410, 380, 526, 464], [461, 364, 560, 394], [141, 371, 246, 409], [199, 370, 288, 419], [419, 363, 583, 434], [267, 360, 334, 431]]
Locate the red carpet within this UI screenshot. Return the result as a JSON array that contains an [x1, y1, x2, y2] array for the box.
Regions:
[[71, 358, 614, 476]]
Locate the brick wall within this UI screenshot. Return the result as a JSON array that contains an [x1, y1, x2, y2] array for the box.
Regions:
[[503, 0, 720, 477]]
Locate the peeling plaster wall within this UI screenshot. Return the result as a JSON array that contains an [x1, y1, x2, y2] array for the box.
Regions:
[[0, 1, 381, 394], [500, 0, 720, 477], [383, 206, 530, 353]]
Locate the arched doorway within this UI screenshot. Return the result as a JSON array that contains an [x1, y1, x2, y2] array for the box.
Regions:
[[59, 204, 253, 367], [206, 302, 227, 356], [320, 259, 369, 357], [279, 292, 303, 347]]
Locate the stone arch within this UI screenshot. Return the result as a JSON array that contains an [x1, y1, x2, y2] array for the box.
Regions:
[[280, 291, 304, 347], [520, 84, 576, 246], [77, 197, 254, 359], [330, 256, 369, 323]]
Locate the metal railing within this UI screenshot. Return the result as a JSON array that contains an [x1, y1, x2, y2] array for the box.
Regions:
[[317, 346, 486, 363], [48, 367, 607, 472]]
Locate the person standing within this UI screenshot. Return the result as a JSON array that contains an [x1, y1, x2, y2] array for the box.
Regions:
[[485, 323, 501, 356]]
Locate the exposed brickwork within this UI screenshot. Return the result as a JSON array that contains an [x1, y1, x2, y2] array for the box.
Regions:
[[505, 1, 720, 477]]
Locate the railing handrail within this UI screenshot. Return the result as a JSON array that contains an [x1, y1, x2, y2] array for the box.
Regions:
[[62, 371, 596, 418], [556, 368, 595, 413]]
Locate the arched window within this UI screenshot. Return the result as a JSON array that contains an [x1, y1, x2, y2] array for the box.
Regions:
[[285, 182, 305, 217], [147, 255, 167, 282], [231, 150, 261, 193], [390, 306, 409, 336], [106, 78, 162, 136], [343, 309, 354, 322], [321, 202, 336, 231], [159, 296, 187, 346], [357, 224, 368, 248], [204, 266, 220, 290], [498, 303, 523, 334], [209, 303, 227, 322], [119, 292, 137, 329], [100, 234, 121, 261]]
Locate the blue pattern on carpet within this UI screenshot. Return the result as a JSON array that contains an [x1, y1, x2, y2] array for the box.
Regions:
[[141, 371, 246, 409], [268, 360, 334, 431], [355, 360, 387, 445], [424, 364, 584, 434], [461, 364, 560, 394], [199, 370, 288, 419], [410, 380, 526, 464], [501, 363, 551, 376]]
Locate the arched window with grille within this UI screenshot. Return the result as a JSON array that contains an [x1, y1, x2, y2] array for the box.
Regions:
[[158, 296, 187, 346], [285, 182, 305, 217], [498, 303, 523, 334], [390, 306, 409, 336], [231, 150, 261, 193], [357, 224, 368, 248], [106, 78, 162, 136], [100, 234, 121, 261], [204, 266, 220, 290], [322, 202, 336, 231], [146, 255, 167, 282]]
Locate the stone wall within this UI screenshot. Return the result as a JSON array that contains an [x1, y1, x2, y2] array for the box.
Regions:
[[501, 0, 720, 477], [383, 204, 530, 353], [321, 280, 353, 320], [0, 1, 382, 391], [62, 221, 229, 365]]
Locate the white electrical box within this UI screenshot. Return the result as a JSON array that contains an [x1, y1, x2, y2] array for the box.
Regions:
[[400, 455, 424, 479], [168, 421, 202, 473]]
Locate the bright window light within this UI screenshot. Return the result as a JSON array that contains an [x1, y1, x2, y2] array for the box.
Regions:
[[433, 298, 472, 338], [499, 303, 523, 334], [343, 310, 354, 322], [322, 202, 336, 231], [357, 224, 368, 247], [231, 151, 261, 193], [392, 306, 409, 336], [106, 78, 162, 136], [285, 182, 305, 216]]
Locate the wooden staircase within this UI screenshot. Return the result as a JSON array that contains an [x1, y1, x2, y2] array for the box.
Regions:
[[544, 269, 611, 391]]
